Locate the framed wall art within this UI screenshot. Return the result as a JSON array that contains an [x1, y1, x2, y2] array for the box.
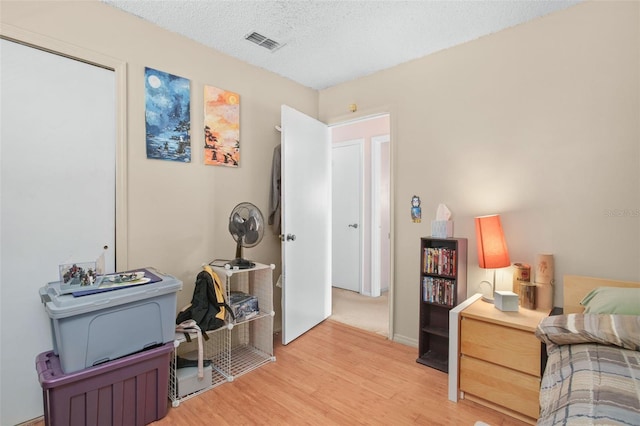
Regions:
[[204, 85, 240, 167], [145, 67, 191, 162]]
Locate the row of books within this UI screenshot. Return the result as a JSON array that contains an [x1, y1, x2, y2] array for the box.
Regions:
[[423, 247, 457, 276], [422, 277, 456, 306]]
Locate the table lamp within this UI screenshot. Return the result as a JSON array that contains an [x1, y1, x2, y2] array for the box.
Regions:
[[475, 214, 511, 303]]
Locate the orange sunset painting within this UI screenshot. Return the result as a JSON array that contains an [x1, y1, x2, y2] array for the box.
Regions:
[[204, 85, 240, 167]]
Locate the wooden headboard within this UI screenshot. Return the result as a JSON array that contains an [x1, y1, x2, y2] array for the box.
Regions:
[[563, 275, 640, 314]]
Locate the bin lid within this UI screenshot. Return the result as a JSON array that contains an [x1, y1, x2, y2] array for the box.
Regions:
[[36, 343, 174, 388], [39, 268, 182, 319]]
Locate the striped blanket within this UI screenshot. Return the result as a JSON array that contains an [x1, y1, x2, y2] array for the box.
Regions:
[[535, 314, 640, 426]]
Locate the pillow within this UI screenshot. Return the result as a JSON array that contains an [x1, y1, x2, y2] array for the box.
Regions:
[[535, 313, 640, 350], [580, 286, 640, 315]]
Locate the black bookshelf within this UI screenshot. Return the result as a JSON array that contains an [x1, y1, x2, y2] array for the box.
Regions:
[[417, 237, 467, 372]]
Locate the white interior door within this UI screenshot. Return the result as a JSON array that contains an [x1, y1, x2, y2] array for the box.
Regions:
[[280, 105, 331, 345], [0, 39, 116, 425], [332, 141, 362, 293]]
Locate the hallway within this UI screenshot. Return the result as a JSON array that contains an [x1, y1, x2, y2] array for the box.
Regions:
[[330, 287, 388, 336]]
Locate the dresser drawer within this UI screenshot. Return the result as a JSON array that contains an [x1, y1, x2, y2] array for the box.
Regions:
[[460, 355, 540, 419], [461, 317, 541, 376]]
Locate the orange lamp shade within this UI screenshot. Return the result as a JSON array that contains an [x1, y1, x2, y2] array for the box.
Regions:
[[475, 214, 510, 269]]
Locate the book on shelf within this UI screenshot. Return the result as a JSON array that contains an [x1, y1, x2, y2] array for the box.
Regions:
[[422, 276, 456, 306], [422, 247, 457, 276]]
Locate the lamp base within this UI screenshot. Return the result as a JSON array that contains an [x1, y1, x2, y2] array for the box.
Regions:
[[481, 295, 495, 303], [479, 280, 495, 303]]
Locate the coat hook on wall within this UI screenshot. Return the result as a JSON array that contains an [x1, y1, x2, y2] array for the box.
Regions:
[[349, 104, 357, 113]]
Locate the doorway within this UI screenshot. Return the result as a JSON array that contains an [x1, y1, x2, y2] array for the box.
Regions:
[[329, 114, 391, 337]]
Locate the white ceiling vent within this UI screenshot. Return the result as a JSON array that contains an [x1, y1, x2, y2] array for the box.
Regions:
[[244, 32, 284, 52]]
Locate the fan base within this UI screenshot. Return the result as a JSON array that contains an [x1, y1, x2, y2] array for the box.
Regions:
[[228, 258, 255, 270]]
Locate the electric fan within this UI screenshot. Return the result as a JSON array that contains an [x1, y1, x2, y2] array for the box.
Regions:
[[227, 202, 265, 269]]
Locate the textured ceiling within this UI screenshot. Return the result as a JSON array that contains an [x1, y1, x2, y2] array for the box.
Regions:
[[101, 0, 582, 90]]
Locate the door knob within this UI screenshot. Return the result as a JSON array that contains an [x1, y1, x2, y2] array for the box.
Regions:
[[348, 223, 358, 228], [286, 234, 296, 241]]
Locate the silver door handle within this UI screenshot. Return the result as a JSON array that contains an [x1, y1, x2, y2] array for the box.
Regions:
[[286, 234, 296, 241], [348, 224, 358, 228]]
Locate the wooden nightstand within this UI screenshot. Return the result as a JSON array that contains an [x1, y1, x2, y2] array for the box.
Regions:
[[458, 299, 549, 425]]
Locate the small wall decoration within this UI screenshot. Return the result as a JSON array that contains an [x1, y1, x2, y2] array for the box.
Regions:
[[204, 85, 240, 167], [145, 67, 191, 162], [411, 195, 422, 223]]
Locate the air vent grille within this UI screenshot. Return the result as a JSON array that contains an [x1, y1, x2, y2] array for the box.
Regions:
[[245, 32, 283, 51]]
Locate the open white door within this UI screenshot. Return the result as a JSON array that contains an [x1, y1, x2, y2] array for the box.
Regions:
[[281, 105, 331, 345]]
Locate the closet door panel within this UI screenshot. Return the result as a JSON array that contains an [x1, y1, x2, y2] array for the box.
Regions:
[[0, 38, 115, 425]]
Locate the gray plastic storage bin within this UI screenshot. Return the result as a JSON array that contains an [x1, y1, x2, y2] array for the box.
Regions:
[[39, 269, 182, 374], [176, 364, 212, 398]]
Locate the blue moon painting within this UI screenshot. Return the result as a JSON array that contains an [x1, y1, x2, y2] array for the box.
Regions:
[[145, 67, 191, 162]]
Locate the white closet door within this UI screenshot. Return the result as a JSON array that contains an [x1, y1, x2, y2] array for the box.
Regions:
[[0, 39, 115, 425]]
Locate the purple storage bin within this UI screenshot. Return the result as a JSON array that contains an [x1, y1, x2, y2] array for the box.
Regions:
[[36, 343, 173, 426]]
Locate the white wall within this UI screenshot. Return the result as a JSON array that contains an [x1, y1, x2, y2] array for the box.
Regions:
[[319, 1, 640, 344]]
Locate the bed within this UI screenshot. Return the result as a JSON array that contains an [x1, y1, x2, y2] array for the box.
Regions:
[[534, 275, 640, 426]]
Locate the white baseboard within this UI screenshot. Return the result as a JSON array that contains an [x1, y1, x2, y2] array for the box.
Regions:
[[391, 333, 418, 348]]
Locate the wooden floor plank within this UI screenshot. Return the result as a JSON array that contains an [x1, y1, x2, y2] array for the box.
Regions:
[[152, 320, 529, 425]]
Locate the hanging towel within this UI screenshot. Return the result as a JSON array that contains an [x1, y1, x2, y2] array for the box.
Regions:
[[268, 144, 282, 235], [175, 320, 205, 379]]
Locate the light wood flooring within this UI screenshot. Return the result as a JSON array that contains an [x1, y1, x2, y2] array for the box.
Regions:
[[152, 320, 528, 426]]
